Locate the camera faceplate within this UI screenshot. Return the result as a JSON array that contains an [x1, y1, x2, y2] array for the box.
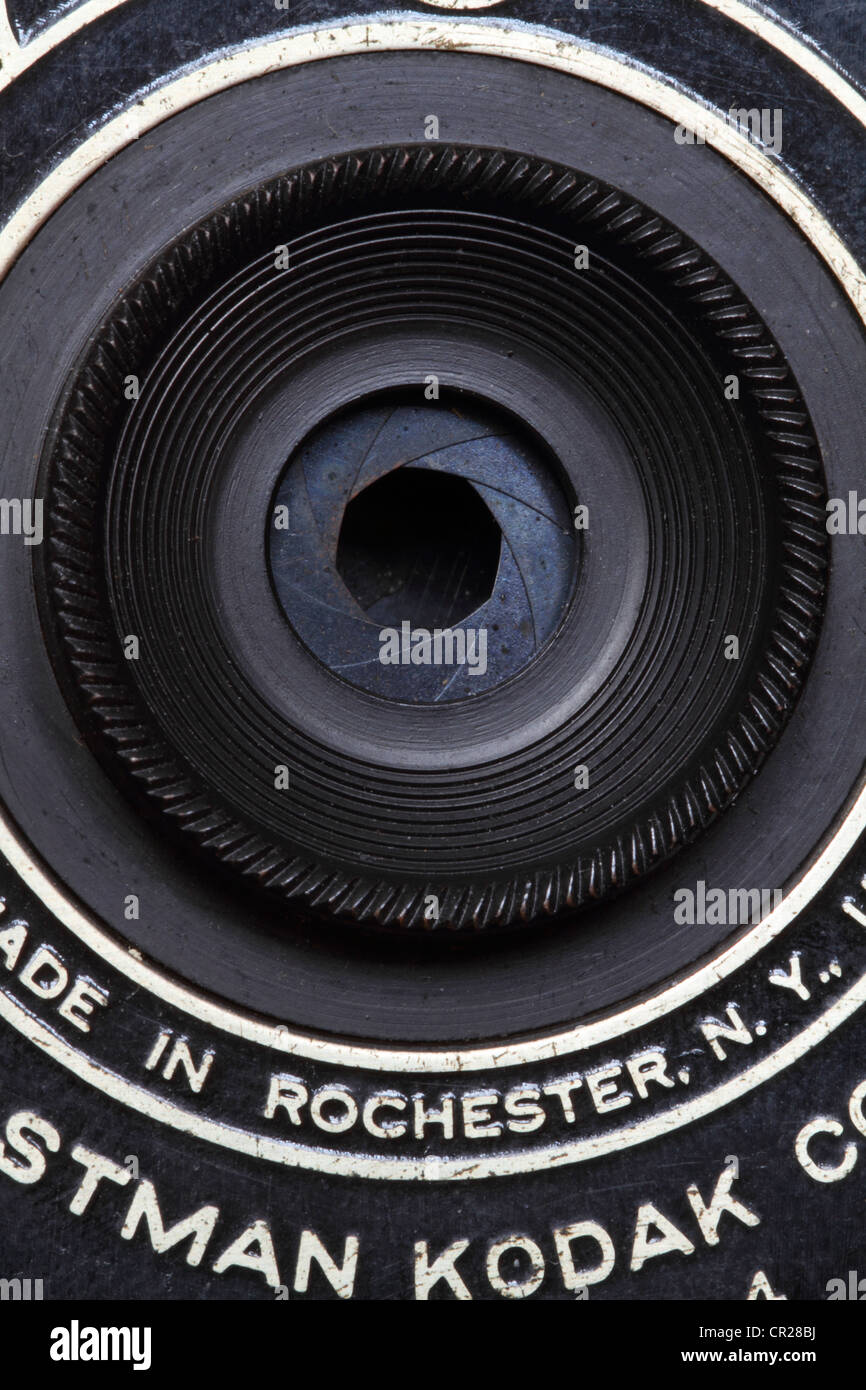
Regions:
[[1, 0, 865, 1302]]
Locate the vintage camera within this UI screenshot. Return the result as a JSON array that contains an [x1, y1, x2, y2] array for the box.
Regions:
[[1, 0, 866, 1311]]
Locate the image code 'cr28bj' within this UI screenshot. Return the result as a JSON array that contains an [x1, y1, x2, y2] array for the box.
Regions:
[[1, 0, 866, 1328]]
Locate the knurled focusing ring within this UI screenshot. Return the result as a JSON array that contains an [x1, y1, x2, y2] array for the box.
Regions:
[[39, 145, 827, 931]]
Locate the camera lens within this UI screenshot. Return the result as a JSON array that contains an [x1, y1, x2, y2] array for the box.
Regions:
[[39, 145, 826, 931], [6, 8, 866, 1307], [271, 392, 575, 701]]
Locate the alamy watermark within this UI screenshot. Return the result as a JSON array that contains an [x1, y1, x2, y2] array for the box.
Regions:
[[379, 621, 488, 677], [0, 1275, 43, 1300], [675, 106, 783, 154], [674, 881, 783, 925], [50, 1321, 152, 1371], [826, 1270, 866, 1300], [826, 492, 866, 534], [0, 498, 42, 545]]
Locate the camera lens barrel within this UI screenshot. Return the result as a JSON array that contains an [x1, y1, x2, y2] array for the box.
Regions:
[[40, 146, 825, 930], [1, 0, 866, 1306]]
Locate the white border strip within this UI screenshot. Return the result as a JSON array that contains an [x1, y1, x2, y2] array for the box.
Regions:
[[0, 0, 129, 89], [0, 18, 864, 305], [1, 0, 864, 128], [3, 965, 865, 1178], [8, 780, 866, 1072], [697, 0, 866, 130], [1, 17, 865, 1072]]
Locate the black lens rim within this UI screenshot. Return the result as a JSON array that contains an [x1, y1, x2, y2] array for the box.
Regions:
[[1, 50, 861, 1040], [39, 145, 825, 930]]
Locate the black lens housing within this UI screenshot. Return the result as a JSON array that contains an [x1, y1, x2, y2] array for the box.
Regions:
[[39, 144, 826, 931]]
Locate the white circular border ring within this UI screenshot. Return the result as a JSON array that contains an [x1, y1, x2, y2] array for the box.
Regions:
[[0, 13, 865, 1179]]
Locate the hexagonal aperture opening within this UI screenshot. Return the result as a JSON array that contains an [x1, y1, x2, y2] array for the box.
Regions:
[[336, 467, 502, 630]]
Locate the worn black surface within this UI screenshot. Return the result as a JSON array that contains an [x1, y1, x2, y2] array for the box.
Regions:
[[3, 46, 865, 1037], [0, 0, 865, 1302], [1, 999, 866, 1300], [37, 134, 825, 933]]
